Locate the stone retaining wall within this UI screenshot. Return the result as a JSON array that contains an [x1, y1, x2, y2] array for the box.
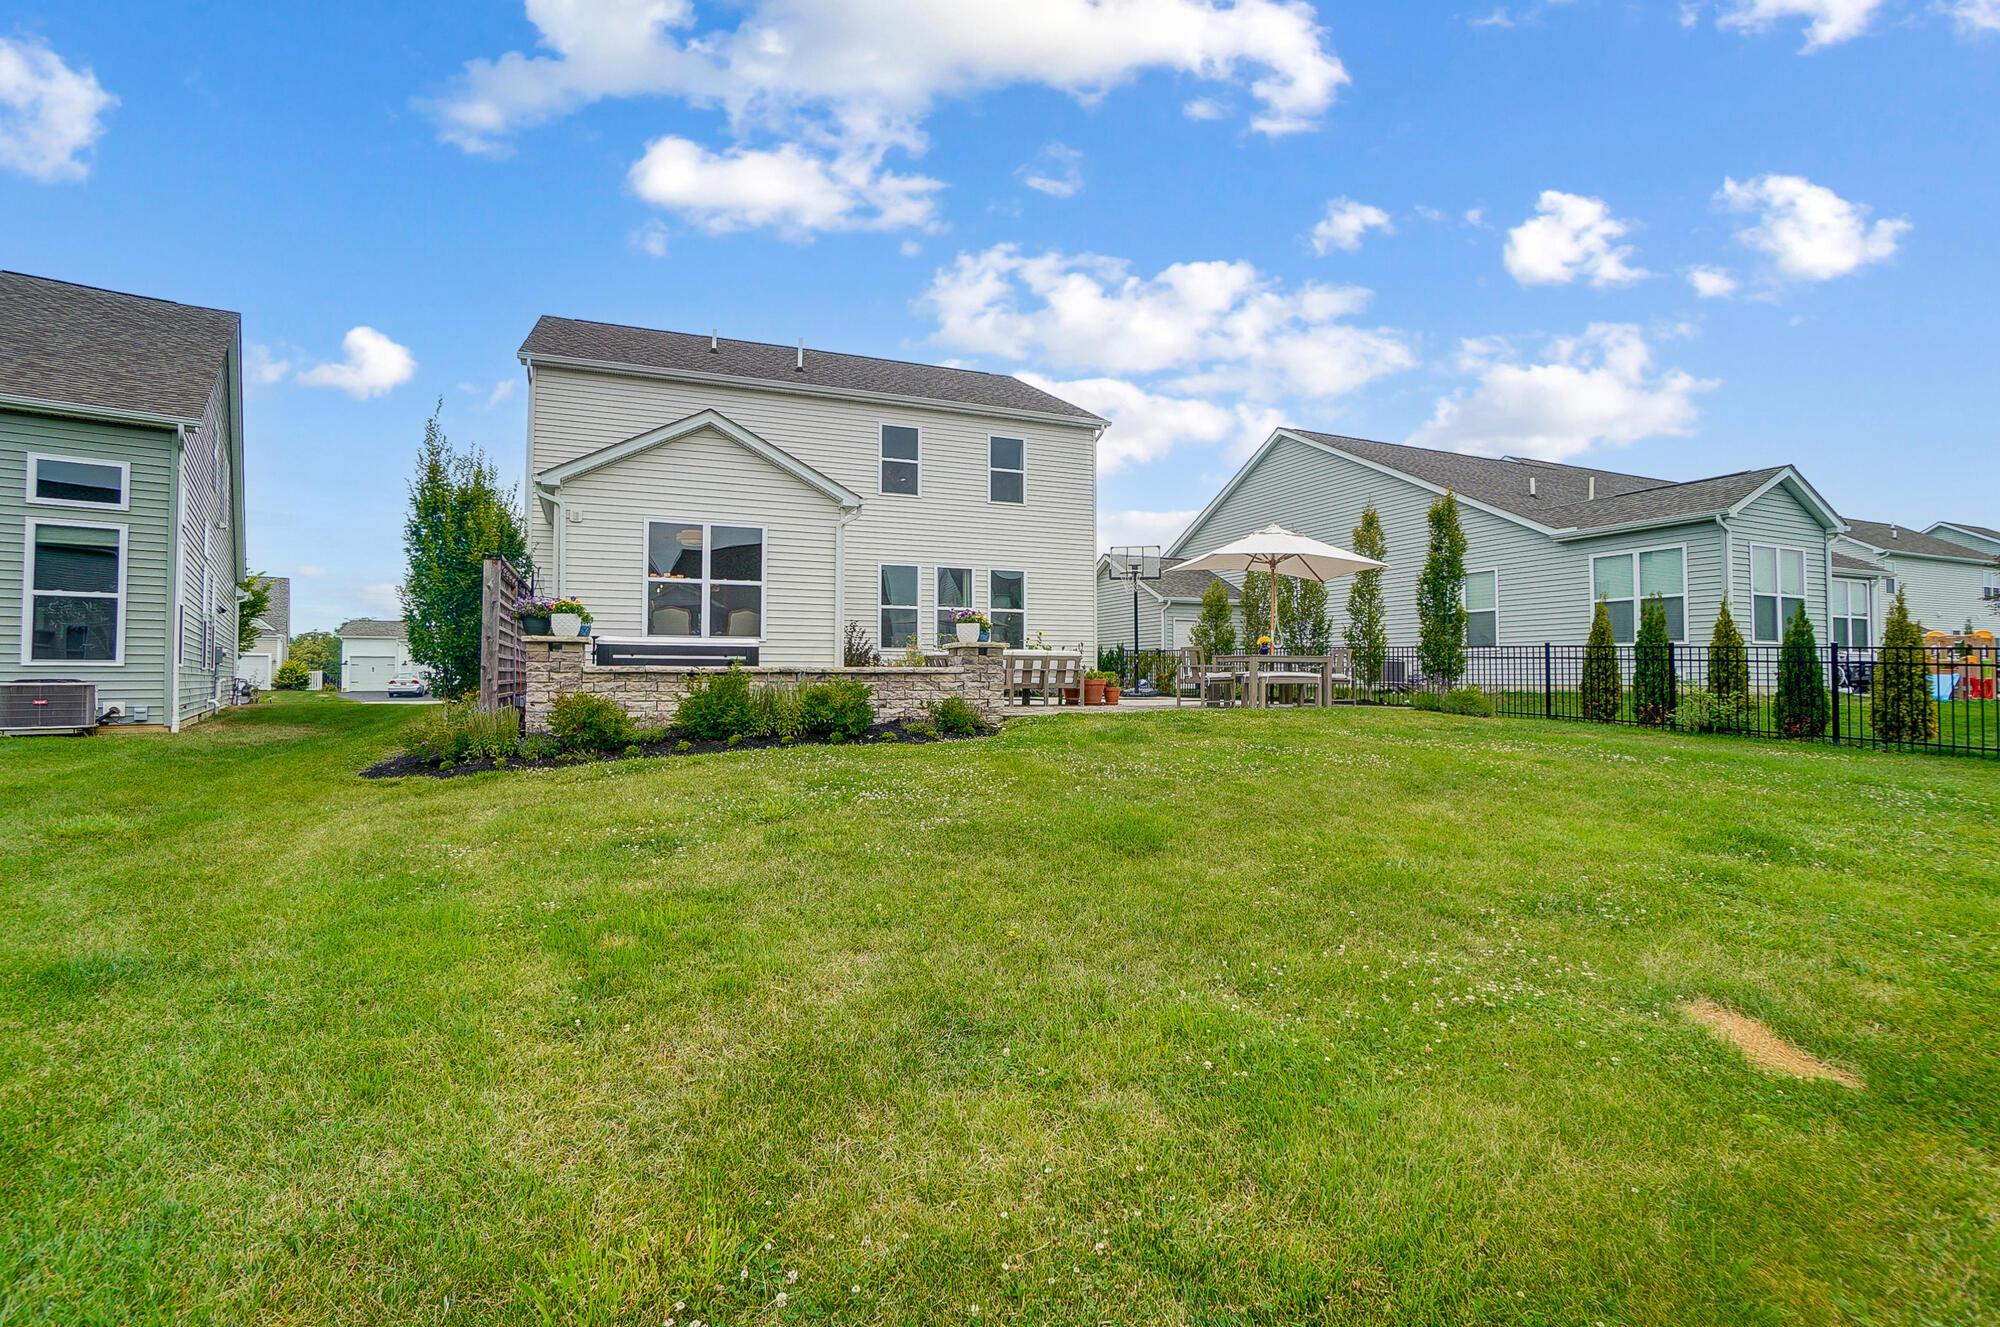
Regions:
[[524, 637, 1010, 733]]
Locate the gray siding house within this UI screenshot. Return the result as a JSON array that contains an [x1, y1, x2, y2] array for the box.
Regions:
[[520, 317, 1105, 667], [1151, 429, 1846, 655], [1832, 520, 1999, 639], [1095, 556, 1237, 657], [0, 273, 246, 730], [236, 575, 289, 689]]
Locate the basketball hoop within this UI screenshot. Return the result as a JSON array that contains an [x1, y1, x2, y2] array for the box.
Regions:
[[1108, 546, 1163, 681]]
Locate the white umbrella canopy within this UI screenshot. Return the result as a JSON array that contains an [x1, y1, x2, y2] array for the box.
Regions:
[[1177, 523, 1387, 646]]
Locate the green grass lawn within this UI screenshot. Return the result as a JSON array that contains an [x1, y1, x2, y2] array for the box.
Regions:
[[3, 694, 1996, 1325]]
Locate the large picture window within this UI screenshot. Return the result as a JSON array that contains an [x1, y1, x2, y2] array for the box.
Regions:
[[645, 521, 764, 638], [989, 569, 1025, 647], [1832, 578, 1871, 647], [1464, 569, 1498, 648], [27, 520, 123, 663], [880, 564, 919, 649], [935, 565, 972, 643], [28, 454, 128, 509], [1591, 547, 1686, 644], [989, 436, 1025, 505], [1750, 544, 1806, 643], [879, 424, 920, 496]]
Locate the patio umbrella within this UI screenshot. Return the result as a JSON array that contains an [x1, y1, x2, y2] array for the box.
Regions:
[[1176, 523, 1387, 645]]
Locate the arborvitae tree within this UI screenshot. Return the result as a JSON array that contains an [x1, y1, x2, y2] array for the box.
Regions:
[[1292, 577, 1331, 653], [1240, 569, 1269, 647], [1416, 491, 1468, 684], [236, 574, 272, 655], [1873, 589, 1935, 743], [1774, 603, 1829, 739], [1272, 574, 1300, 652], [1344, 504, 1388, 687], [1581, 600, 1621, 722], [1632, 595, 1677, 725], [1190, 578, 1237, 661], [401, 402, 531, 699], [1709, 598, 1748, 703]]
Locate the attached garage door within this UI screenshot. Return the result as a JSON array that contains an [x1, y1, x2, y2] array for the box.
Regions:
[[345, 655, 393, 691]]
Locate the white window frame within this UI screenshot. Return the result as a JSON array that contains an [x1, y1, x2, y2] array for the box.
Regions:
[[988, 568, 1027, 648], [21, 517, 128, 667], [1831, 577, 1871, 648], [1463, 566, 1500, 649], [878, 422, 922, 498], [935, 564, 974, 643], [1749, 542, 1808, 644], [878, 562, 920, 650], [641, 518, 768, 641], [25, 452, 131, 512], [988, 435, 1026, 506], [1588, 544, 1688, 645]]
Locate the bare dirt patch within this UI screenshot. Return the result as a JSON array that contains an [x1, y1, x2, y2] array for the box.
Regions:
[[1679, 998, 1862, 1089]]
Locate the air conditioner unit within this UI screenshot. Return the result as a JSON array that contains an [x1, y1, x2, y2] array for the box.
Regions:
[[0, 680, 100, 735]]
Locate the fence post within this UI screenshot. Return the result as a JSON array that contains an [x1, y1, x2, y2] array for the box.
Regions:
[[1828, 640, 1840, 745], [1543, 642, 1552, 718]]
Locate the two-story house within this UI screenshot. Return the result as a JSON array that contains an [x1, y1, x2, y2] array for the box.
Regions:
[[518, 317, 1104, 667], [1, 272, 246, 731], [1831, 520, 1999, 639], [236, 575, 290, 689], [1150, 427, 1847, 654]]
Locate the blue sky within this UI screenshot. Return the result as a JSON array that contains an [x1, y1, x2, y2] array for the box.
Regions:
[[3, 1, 1995, 631]]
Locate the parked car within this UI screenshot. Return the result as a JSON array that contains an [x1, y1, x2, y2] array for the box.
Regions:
[[385, 672, 429, 698]]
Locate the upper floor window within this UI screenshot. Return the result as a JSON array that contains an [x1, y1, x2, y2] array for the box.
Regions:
[[27, 520, 123, 663], [1750, 544, 1806, 642], [1464, 570, 1498, 648], [989, 436, 1025, 504], [646, 520, 764, 638], [28, 454, 127, 510], [1591, 547, 1686, 643], [880, 424, 920, 496]]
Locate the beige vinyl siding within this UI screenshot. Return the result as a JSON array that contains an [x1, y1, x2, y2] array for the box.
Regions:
[[551, 425, 841, 664], [1169, 435, 1727, 648], [175, 371, 239, 722], [528, 365, 1099, 661], [1, 407, 176, 722], [1724, 483, 1830, 643]]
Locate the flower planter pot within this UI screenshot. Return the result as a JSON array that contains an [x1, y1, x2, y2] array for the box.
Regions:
[[520, 614, 550, 636], [1083, 678, 1107, 705], [1061, 685, 1081, 706], [979, 629, 992, 643], [551, 612, 583, 638], [1105, 684, 1121, 705], [955, 621, 980, 644]]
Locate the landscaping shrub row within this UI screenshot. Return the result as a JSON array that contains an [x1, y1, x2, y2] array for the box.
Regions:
[[366, 666, 994, 778]]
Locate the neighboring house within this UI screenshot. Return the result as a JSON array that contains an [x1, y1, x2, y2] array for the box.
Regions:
[[338, 618, 418, 692], [236, 575, 290, 689], [0, 272, 245, 730], [1095, 556, 1237, 656], [1166, 429, 1846, 654], [518, 317, 1105, 666], [1834, 519, 2000, 638], [1924, 521, 2000, 559]]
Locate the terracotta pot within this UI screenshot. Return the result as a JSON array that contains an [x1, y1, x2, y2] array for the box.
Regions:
[[1061, 685, 1081, 706], [1083, 677, 1107, 705], [1104, 684, 1121, 705]]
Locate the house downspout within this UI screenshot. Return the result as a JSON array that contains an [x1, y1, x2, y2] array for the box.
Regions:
[[833, 504, 861, 665], [167, 426, 187, 732]]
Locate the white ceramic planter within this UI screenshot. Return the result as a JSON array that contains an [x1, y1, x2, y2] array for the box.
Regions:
[[955, 621, 981, 644], [551, 612, 583, 638]]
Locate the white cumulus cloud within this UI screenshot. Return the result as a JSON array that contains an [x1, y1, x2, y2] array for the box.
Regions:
[[1099, 508, 1202, 554], [1953, 0, 2000, 33], [1716, 0, 1889, 49], [1310, 198, 1393, 254], [0, 37, 116, 182], [629, 136, 942, 236], [1504, 191, 1650, 288], [1018, 142, 1084, 198], [298, 327, 418, 400], [1411, 324, 1716, 462], [1686, 265, 1739, 298], [1718, 174, 1908, 282]]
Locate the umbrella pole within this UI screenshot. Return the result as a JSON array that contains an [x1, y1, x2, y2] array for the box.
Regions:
[[1266, 557, 1279, 646]]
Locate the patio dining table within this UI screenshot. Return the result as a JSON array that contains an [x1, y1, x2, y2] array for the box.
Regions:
[[1212, 652, 1355, 707]]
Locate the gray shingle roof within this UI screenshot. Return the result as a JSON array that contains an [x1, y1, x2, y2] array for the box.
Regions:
[[1286, 431, 1802, 534], [1832, 551, 1890, 576], [0, 271, 238, 422], [255, 576, 290, 637], [1844, 518, 1998, 562], [1156, 559, 1237, 601], [1929, 521, 2000, 542], [520, 315, 1105, 424], [338, 617, 407, 640]]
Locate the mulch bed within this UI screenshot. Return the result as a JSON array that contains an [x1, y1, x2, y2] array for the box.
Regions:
[[361, 719, 998, 780]]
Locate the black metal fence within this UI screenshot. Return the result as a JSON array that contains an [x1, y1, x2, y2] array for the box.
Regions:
[[1351, 643, 1998, 758]]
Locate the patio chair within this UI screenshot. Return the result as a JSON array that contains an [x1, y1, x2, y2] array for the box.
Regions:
[[1177, 646, 1240, 706]]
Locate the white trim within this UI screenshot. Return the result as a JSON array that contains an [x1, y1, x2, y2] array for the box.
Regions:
[[24, 452, 132, 512], [516, 351, 1106, 432], [1746, 541, 1810, 644], [934, 564, 974, 642], [21, 516, 129, 667], [987, 433, 1026, 507], [877, 560, 921, 650], [1463, 565, 1500, 649], [537, 407, 863, 509], [1721, 466, 1846, 534], [640, 518, 768, 643], [1588, 542, 1689, 644], [878, 421, 922, 498], [989, 567, 1028, 647], [1831, 576, 1872, 648]]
